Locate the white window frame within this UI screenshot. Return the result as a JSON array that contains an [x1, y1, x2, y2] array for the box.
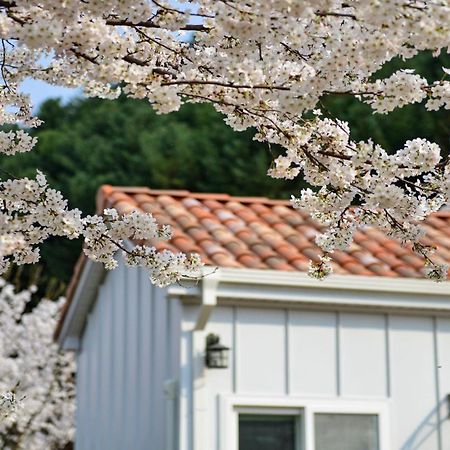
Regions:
[[219, 395, 390, 450]]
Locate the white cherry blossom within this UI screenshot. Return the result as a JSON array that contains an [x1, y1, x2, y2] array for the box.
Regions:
[[0, 280, 74, 449], [0, 1, 448, 280]]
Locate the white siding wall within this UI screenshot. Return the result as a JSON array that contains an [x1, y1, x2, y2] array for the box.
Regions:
[[75, 261, 178, 450], [181, 305, 450, 450]]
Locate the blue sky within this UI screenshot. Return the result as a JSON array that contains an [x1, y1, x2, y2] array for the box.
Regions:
[[20, 78, 81, 110]]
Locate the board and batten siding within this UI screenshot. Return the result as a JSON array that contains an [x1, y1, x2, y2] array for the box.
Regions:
[[75, 261, 181, 450], [181, 304, 450, 450]]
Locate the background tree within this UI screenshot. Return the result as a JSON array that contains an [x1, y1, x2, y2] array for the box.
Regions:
[[0, 280, 75, 449]]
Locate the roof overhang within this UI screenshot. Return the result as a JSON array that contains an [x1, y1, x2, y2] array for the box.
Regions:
[[168, 267, 450, 316], [56, 258, 106, 351]]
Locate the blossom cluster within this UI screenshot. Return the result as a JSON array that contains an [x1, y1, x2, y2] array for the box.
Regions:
[[0, 1, 449, 280], [0, 280, 74, 449], [0, 171, 202, 286], [83, 208, 202, 286]]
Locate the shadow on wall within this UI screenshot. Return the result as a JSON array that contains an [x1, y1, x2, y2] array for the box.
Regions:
[[400, 396, 446, 450]]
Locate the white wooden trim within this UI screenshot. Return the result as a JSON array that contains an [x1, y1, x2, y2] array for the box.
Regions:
[[193, 268, 220, 331], [168, 267, 450, 315], [170, 267, 450, 296], [192, 330, 208, 450], [57, 259, 105, 350], [215, 268, 450, 295], [220, 394, 390, 450]]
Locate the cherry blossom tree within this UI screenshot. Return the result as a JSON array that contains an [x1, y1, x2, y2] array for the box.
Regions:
[[0, 0, 449, 281], [0, 279, 74, 449]]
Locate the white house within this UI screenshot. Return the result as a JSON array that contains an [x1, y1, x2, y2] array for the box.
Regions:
[[56, 185, 450, 450]]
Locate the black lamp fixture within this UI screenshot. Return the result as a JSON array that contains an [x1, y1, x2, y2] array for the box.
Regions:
[[205, 333, 230, 369], [447, 393, 450, 419]]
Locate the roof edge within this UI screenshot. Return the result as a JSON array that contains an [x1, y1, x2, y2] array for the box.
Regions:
[[169, 267, 450, 296], [168, 267, 450, 314], [56, 258, 105, 350]]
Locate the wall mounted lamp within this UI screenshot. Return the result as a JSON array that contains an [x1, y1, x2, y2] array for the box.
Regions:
[[205, 333, 230, 369]]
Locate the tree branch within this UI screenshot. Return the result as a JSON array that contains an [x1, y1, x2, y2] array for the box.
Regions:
[[106, 18, 211, 32], [161, 79, 290, 90]]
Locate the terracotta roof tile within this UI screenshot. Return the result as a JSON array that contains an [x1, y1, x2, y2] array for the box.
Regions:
[[302, 247, 323, 262], [331, 250, 356, 266], [260, 231, 284, 248], [265, 256, 293, 271], [276, 245, 305, 262], [296, 224, 319, 240], [203, 199, 224, 210], [107, 191, 137, 207], [92, 186, 450, 280], [186, 227, 211, 242], [342, 262, 373, 276], [395, 266, 420, 278], [425, 216, 449, 229], [211, 253, 241, 267], [189, 206, 215, 220], [367, 263, 399, 277], [285, 234, 311, 252], [234, 208, 259, 223], [224, 219, 247, 233], [224, 240, 252, 258], [238, 254, 266, 269], [250, 203, 272, 215], [272, 223, 296, 237], [114, 200, 138, 215], [285, 214, 305, 227], [171, 236, 202, 254], [251, 243, 278, 260], [291, 259, 310, 271], [210, 228, 235, 243]]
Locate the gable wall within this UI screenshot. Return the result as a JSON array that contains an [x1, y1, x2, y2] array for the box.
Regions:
[[75, 260, 180, 450]]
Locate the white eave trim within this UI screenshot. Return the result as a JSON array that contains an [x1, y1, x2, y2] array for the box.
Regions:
[[57, 259, 105, 351], [168, 267, 450, 314]]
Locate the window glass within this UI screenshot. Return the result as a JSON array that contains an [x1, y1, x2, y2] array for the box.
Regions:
[[239, 414, 298, 450], [314, 413, 379, 450]]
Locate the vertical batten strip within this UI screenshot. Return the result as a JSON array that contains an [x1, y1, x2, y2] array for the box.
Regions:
[[95, 289, 104, 450], [76, 331, 88, 449], [108, 272, 117, 450], [232, 306, 237, 394], [188, 331, 194, 450], [285, 309, 290, 396], [433, 316, 443, 450], [171, 298, 183, 450], [102, 281, 113, 450], [385, 314, 391, 398], [120, 263, 129, 448], [150, 284, 156, 446], [114, 263, 125, 450], [135, 268, 143, 449], [139, 269, 153, 448], [336, 311, 341, 397], [126, 267, 139, 449], [86, 314, 96, 450]]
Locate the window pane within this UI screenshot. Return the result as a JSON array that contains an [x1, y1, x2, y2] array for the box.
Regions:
[[315, 414, 379, 450], [239, 414, 297, 450]]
